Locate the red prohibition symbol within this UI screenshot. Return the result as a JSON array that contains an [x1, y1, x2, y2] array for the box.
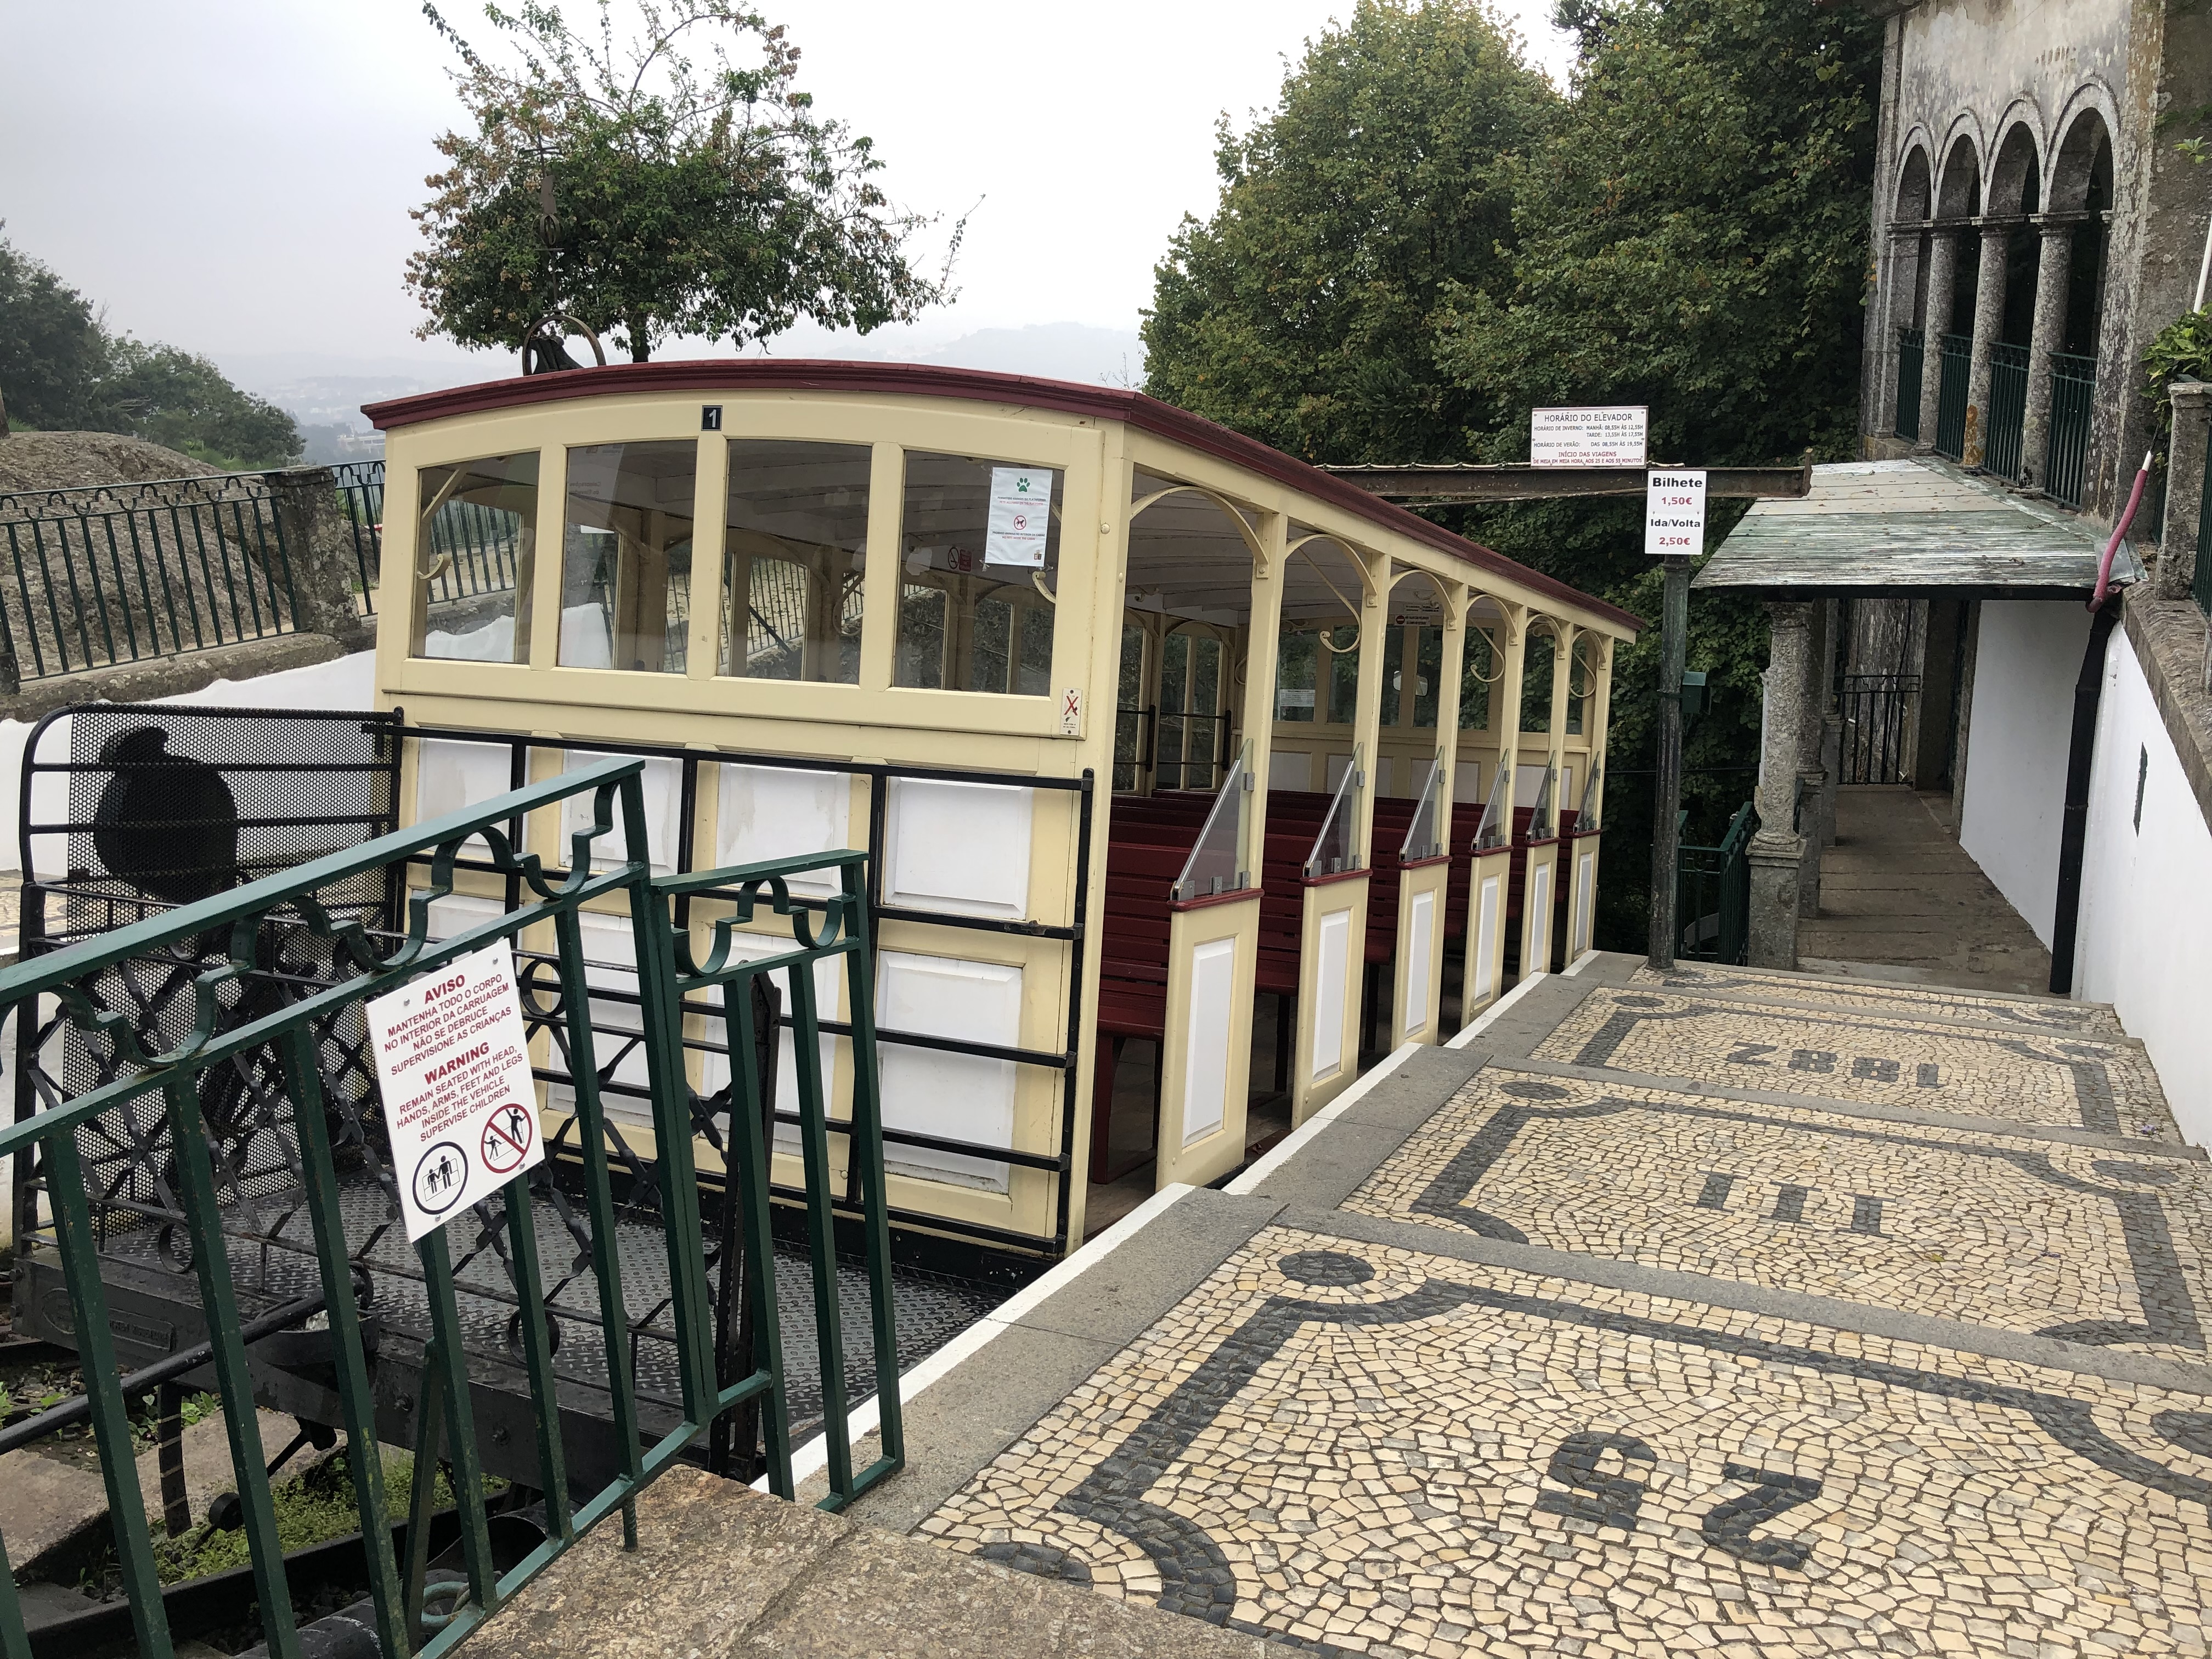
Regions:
[[481, 1102, 535, 1175]]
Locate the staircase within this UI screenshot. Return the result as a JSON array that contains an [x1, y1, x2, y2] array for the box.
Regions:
[[882, 952, 2212, 1657]]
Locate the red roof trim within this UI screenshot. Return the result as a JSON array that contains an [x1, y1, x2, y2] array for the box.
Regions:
[[364, 360, 1643, 633]]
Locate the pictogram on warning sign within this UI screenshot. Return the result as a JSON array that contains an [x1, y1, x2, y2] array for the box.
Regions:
[[366, 943, 547, 1242]]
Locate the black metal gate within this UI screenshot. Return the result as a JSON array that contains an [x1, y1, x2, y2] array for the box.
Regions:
[[1836, 673, 1920, 785]]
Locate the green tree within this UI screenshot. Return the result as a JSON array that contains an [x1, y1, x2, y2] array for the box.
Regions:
[[1141, 1, 1556, 463], [1436, 0, 1882, 469], [97, 341, 304, 470], [409, 0, 957, 362], [0, 228, 108, 430]]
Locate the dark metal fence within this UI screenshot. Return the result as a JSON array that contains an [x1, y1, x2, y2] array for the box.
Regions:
[[0, 474, 302, 681], [1837, 672, 1920, 785], [2047, 354, 2096, 509], [0, 754, 902, 1656], [1677, 802, 1754, 964], [1894, 326, 1924, 442], [333, 460, 385, 616], [1984, 341, 2030, 481], [1934, 332, 1971, 460]]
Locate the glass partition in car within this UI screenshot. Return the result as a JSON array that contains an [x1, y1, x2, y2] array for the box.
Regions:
[[895, 452, 1060, 695], [1402, 752, 1444, 861], [1576, 764, 1602, 833], [721, 439, 871, 682], [1171, 741, 1254, 901], [411, 451, 539, 662], [1471, 761, 1510, 851], [558, 441, 698, 672], [1303, 743, 1363, 879], [1525, 760, 1558, 840]]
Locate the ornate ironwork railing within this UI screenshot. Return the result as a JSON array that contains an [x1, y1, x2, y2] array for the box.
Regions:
[[1894, 326, 1924, 442], [0, 473, 302, 681], [2046, 353, 2097, 509], [1676, 802, 1755, 964], [1934, 332, 1971, 460], [1984, 341, 2030, 482], [0, 757, 901, 1657], [1837, 672, 1921, 785]]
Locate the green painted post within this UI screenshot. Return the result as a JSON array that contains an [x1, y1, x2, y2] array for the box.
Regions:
[[1647, 554, 1691, 970]]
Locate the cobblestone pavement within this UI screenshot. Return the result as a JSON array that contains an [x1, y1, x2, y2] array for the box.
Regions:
[[917, 963, 2210, 1656], [924, 1225, 2212, 1658], [1342, 1064, 2212, 1359], [1627, 963, 2125, 1037], [1532, 986, 2173, 1139]]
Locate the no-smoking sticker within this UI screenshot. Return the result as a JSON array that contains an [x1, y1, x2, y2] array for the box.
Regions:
[[366, 943, 546, 1242]]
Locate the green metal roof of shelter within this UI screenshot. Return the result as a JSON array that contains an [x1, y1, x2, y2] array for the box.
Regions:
[[1694, 459, 2141, 599]]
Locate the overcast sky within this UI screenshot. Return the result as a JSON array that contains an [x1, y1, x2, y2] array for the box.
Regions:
[[1, 2, 1573, 381]]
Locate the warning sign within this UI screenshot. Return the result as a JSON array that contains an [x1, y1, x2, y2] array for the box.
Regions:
[[984, 466, 1052, 567], [366, 943, 545, 1242]]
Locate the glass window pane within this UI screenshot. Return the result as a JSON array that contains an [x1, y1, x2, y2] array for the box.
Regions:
[[1521, 631, 1556, 732], [412, 452, 538, 662], [1461, 628, 1493, 730], [1276, 629, 1318, 723], [721, 439, 871, 682], [1327, 627, 1360, 724], [895, 452, 1060, 696], [1380, 623, 1406, 727], [1114, 624, 1145, 792], [1414, 626, 1443, 729], [560, 441, 697, 673]]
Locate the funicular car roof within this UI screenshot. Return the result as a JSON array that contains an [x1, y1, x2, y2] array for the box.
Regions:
[[364, 359, 1643, 636]]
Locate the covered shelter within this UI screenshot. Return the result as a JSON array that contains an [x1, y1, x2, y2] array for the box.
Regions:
[[364, 362, 1638, 1258], [1695, 456, 2140, 977]]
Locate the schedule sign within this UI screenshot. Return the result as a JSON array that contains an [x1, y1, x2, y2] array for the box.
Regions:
[[366, 943, 545, 1242], [1531, 405, 1648, 467], [1645, 470, 1708, 557]]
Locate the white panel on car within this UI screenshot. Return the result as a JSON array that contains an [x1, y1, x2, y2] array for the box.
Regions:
[[714, 764, 850, 895], [874, 949, 1021, 1191], [884, 777, 1032, 919], [1182, 936, 1236, 1145], [561, 750, 682, 874]]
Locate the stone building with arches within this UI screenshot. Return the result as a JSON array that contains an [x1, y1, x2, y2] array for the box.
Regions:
[[1697, 0, 2212, 1141]]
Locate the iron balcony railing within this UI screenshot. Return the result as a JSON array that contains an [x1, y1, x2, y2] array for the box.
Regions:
[[1894, 326, 1925, 442], [1984, 341, 2030, 482], [332, 459, 385, 615], [0, 473, 303, 681], [1934, 332, 1971, 460], [1677, 802, 1755, 964], [2046, 353, 2097, 509], [0, 758, 902, 1657]]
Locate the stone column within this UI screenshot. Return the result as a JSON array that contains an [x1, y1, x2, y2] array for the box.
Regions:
[[1961, 222, 2011, 469], [2021, 220, 2075, 494], [2157, 379, 2212, 601], [1798, 599, 1837, 917], [268, 466, 375, 651], [1748, 602, 1814, 969], [1916, 229, 1959, 450]]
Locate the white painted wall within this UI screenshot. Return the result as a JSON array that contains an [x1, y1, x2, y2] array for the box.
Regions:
[[2075, 629, 2212, 1146], [0, 650, 376, 877], [1958, 602, 2090, 946]]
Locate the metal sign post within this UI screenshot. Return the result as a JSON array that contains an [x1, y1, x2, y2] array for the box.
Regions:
[[1643, 471, 1707, 971]]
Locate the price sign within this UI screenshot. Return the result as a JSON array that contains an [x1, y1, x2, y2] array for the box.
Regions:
[[1644, 469, 1707, 557], [366, 942, 545, 1242]]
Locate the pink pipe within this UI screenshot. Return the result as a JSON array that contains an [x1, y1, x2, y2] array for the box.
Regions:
[[2090, 450, 2154, 611]]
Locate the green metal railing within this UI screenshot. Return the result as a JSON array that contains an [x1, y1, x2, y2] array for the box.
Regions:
[[1894, 326, 1924, 441], [1676, 802, 1755, 964], [334, 460, 385, 615], [1984, 341, 2030, 481], [0, 474, 302, 681], [1934, 333, 1971, 460], [2046, 353, 2097, 508], [0, 757, 900, 1657]]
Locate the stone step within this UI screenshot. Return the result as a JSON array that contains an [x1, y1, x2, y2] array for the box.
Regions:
[[895, 1179, 2212, 1659], [1530, 980, 2174, 1141], [1333, 1056, 2212, 1364], [1609, 955, 2123, 1037]]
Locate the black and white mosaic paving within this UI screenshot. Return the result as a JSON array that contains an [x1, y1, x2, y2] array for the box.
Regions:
[[1626, 963, 2126, 1037], [1532, 987, 2173, 1139], [924, 1226, 2212, 1658], [1344, 1065, 2212, 1360]]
